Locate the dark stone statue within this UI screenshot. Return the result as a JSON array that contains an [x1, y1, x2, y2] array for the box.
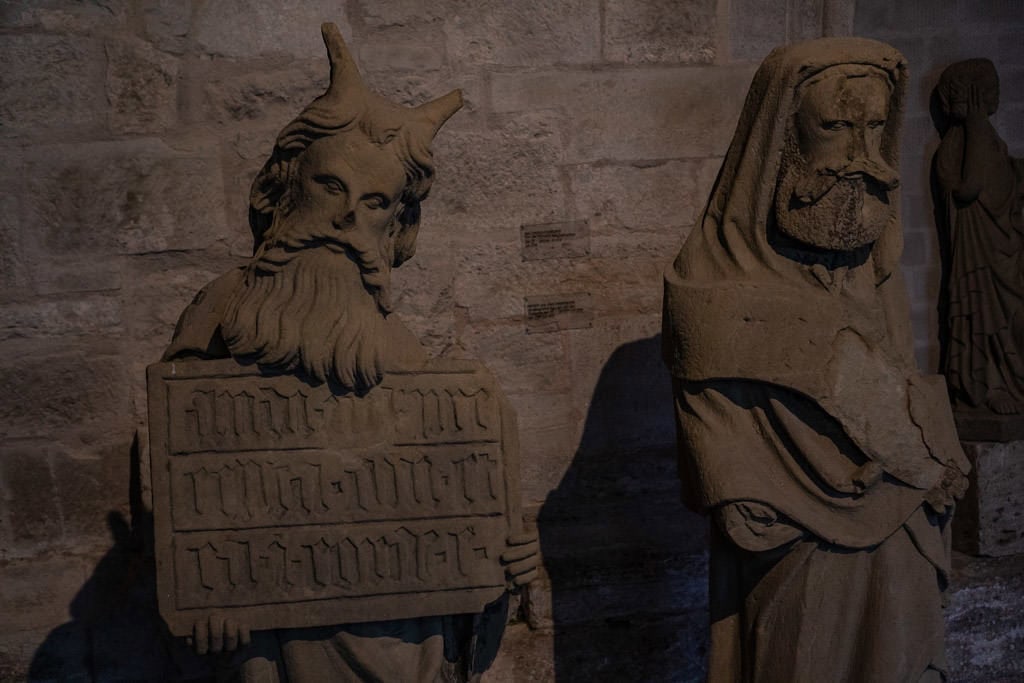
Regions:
[[663, 38, 970, 682], [934, 58, 1024, 419], [151, 23, 538, 682]]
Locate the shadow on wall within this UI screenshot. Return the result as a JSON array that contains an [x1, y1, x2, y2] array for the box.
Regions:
[[28, 341, 711, 681], [929, 84, 955, 376], [537, 334, 710, 682], [28, 436, 214, 683]]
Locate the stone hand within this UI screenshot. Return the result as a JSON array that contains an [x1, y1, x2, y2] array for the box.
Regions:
[[851, 461, 884, 491], [501, 531, 540, 589], [965, 83, 988, 123], [923, 462, 970, 514], [187, 614, 252, 656]]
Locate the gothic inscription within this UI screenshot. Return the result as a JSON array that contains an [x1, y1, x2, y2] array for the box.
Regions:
[[173, 518, 504, 609], [169, 448, 503, 531], [169, 382, 334, 453], [148, 358, 516, 636]]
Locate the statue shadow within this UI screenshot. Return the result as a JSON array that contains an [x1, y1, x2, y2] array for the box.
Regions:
[[28, 340, 709, 681], [537, 334, 710, 682], [928, 85, 955, 373], [27, 403, 510, 682], [27, 435, 214, 682]]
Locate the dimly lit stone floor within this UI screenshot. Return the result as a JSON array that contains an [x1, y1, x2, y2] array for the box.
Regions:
[[946, 551, 1024, 683], [486, 550, 1024, 682], [9, 545, 1021, 681], [11, 451, 1020, 683]]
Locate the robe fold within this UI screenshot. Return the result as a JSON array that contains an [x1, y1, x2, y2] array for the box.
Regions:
[[935, 121, 1024, 408], [662, 37, 968, 683]]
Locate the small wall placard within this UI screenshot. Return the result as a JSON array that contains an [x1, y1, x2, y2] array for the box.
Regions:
[[524, 293, 594, 333], [520, 220, 590, 261]]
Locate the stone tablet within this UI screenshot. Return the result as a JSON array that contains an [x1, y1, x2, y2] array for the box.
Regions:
[[147, 357, 521, 637]]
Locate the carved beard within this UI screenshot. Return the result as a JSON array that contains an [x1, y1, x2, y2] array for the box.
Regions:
[[220, 227, 393, 393], [774, 138, 896, 252]]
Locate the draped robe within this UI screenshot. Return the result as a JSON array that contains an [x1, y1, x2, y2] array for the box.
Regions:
[[935, 119, 1024, 409], [662, 38, 969, 683]]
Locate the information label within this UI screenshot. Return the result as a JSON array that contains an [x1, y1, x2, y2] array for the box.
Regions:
[[520, 220, 590, 261], [524, 293, 594, 333]]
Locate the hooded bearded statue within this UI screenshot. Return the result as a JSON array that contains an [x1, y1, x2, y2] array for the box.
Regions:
[[161, 24, 537, 683], [663, 38, 969, 682]]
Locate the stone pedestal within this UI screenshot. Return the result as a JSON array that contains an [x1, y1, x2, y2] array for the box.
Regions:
[[954, 412, 1024, 442], [953, 440, 1024, 557]]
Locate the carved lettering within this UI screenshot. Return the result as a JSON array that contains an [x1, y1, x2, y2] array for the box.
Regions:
[[170, 450, 503, 531], [150, 358, 518, 632], [170, 383, 332, 453], [393, 387, 498, 444], [174, 521, 502, 609]]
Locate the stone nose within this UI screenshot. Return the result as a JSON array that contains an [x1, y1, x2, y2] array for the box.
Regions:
[[333, 197, 357, 230], [847, 127, 868, 162]]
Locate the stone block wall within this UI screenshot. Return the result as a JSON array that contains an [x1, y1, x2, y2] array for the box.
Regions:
[[7, 1, 1018, 680], [854, 0, 1024, 372]]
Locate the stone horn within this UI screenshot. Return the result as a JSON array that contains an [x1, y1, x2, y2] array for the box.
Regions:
[[320, 22, 364, 105], [320, 22, 462, 142], [413, 89, 464, 140]]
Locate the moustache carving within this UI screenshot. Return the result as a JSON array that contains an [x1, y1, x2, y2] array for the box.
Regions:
[[794, 155, 899, 204]]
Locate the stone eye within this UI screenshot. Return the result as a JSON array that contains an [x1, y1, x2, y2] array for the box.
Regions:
[[314, 174, 346, 195], [868, 120, 885, 129], [362, 194, 389, 210], [823, 120, 851, 131]]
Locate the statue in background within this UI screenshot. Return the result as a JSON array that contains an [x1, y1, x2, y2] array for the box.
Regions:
[[153, 23, 537, 682], [663, 38, 969, 682], [934, 58, 1024, 415]]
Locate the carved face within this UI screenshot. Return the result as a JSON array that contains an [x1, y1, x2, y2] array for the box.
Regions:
[[796, 74, 889, 180], [221, 131, 409, 392], [286, 131, 408, 254], [774, 71, 899, 252]]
